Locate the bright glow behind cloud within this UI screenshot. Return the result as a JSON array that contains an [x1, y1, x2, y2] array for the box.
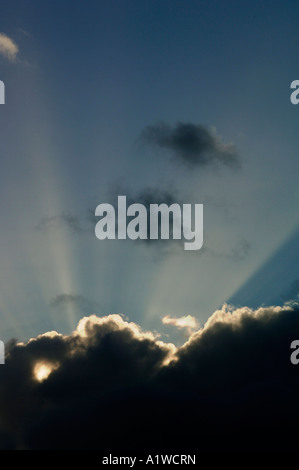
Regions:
[[33, 361, 60, 382]]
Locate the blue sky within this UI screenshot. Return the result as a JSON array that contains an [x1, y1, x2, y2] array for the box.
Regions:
[[0, 0, 299, 343]]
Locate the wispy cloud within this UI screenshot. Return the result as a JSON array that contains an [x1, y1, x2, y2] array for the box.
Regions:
[[50, 294, 99, 314], [35, 213, 90, 235], [17, 28, 31, 38], [0, 33, 19, 62]]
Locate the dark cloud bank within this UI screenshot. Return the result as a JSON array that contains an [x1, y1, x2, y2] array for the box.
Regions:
[[1, 304, 299, 450]]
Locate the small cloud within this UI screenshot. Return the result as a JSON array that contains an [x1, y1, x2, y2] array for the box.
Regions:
[[88, 185, 187, 257], [162, 314, 199, 334], [0, 33, 19, 62], [140, 121, 240, 169]]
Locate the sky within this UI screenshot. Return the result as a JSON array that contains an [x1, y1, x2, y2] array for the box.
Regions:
[[0, 0, 299, 451]]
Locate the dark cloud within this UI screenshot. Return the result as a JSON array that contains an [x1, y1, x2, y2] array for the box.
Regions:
[[125, 186, 183, 247], [127, 186, 181, 207], [35, 188, 185, 254], [141, 122, 240, 169], [89, 185, 187, 255], [105, 186, 250, 259], [101, 184, 183, 216], [35, 190, 249, 260], [1, 304, 299, 450]]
